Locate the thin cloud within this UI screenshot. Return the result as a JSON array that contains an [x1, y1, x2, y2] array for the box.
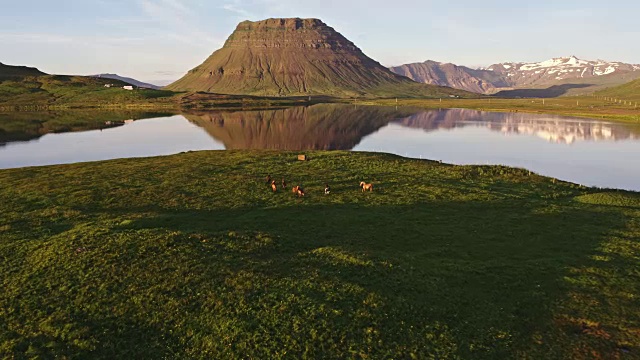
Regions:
[[133, 0, 221, 49], [221, 2, 253, 18]]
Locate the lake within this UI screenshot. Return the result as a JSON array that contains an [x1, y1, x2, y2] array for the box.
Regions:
[[1, 105, 639, 191]]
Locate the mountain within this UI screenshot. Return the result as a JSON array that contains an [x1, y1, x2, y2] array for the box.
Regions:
[[391, 56, 640, 97], [390, 61, 508, 94], [92, 74, 161, 89], [167, 18, 470, 98], [0, 62, 47, 78]]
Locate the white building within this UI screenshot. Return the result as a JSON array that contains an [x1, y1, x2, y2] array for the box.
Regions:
[[123, 85, 134, 91]]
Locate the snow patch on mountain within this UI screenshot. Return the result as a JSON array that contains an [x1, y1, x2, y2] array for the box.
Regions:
[[390, 56, 640, 95]]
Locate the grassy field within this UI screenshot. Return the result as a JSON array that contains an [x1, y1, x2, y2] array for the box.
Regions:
[[370, 96, 640, 124], [0, 151, 638, 359], [0, 75, 176, 110], [2, 72, 640, 127], [0, 74, 320, 111]]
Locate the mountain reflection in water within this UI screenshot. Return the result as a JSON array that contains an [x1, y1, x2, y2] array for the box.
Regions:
[[184, 106, 640, 149], [1, 105, 640, 190], [395, 109, 639, 144], [183, 105, 417, 150]]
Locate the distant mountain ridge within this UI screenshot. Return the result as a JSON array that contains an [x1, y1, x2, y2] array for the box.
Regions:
[[391, 56, 640, 97], [92, 74, 161, 89], [167, 18, 471, 98]]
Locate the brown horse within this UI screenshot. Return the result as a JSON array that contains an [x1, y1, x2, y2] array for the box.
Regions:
[[360, 181, 373, 192], [292, 185, 305, 197], [271, 180, 277, 192]]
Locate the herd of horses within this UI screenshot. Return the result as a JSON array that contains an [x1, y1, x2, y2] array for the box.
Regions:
[[265, 175, 373, 197]]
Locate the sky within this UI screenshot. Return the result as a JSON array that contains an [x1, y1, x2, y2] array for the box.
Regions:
[[1, 0, 638, 85]]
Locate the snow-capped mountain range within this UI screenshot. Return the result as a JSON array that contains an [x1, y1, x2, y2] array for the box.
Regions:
[[390, 56, 640, 96]]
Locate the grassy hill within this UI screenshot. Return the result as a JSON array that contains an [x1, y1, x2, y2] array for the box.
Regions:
[[0, 62, 46, 78], [596, 78, 640, 101], [0, 74, 175, 109], [0, 151, 638, 358], [494, 71, 640, 98]]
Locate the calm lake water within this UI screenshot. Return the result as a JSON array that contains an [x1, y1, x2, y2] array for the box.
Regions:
[[1, 105, 639, 191]]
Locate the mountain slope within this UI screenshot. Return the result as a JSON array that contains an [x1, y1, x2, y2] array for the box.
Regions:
[[0, 62, 47, 79], [391, 56, 640, 97], [390, 61, 507, 94], [595, 78, 640, 101], [0, 71, 174, 108], [167, 18, 470, 98], [92, 74, 161, 89]]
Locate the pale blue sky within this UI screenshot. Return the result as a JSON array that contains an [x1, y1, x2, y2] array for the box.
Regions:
[[0, 0, 637, 84]]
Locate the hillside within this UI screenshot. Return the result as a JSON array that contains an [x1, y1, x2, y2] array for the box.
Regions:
[[0, 72, 175, 109], [390, 61, 508, 94], [167, 18, 470, 98], [392, 56, 640, 97], [595, 78, 640, 101], [0, 62, 47, 78], [92, 74, 161, 89], [0, 151, 638, 358]]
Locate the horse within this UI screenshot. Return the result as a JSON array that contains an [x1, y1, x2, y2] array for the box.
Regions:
[[359, 181, 373, 192]]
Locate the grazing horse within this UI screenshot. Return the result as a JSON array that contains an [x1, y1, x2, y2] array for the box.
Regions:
[[360, 181, 373, 192], [324, 184, 331, 195], [292, 185, 305, 197], [271, 180, 277, 192], [281, 177, 287, 189], [266, 174, 272, 184]]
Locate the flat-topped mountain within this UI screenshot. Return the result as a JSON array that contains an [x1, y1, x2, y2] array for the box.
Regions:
[[391, 56, 640, 97], [167, 18, 469, 98]]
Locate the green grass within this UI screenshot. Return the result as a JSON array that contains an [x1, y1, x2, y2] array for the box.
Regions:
[[0, 75, 176, 110], [0, 75, 327, 112], [1, 151, 638, 359], [370, 97, 640, 124], [596, 78, 640, 102]]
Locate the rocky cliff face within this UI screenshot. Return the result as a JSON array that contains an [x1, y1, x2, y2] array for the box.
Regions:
[[166, 18, 467, 98], [390, 61, 507, 94]]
